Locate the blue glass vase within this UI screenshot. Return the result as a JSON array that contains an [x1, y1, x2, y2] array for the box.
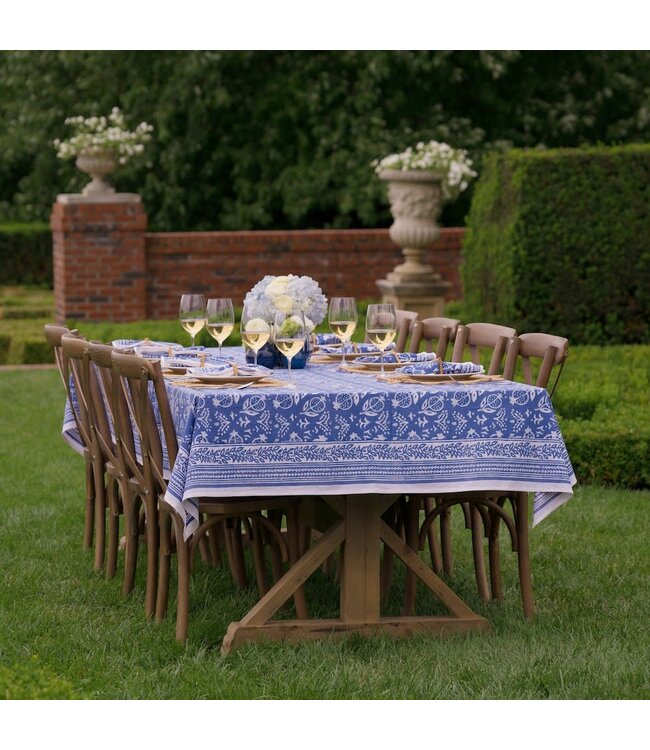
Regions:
[[276, 336, 313, 369], [245, 341, 277, 369]]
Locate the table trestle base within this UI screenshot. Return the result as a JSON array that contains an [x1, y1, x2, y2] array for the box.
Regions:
[[220, 495, 490, 654]]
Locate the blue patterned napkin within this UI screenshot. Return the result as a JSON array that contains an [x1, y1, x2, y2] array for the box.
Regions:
[[319, 342, 396, 354], [315, 333, 341, 346], [161, 355, 229, 370], [396, 360, 484, 375], [356, 351, 437, 364]]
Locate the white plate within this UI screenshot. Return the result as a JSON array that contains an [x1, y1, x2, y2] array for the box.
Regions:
[[401, 372, 481, 383]]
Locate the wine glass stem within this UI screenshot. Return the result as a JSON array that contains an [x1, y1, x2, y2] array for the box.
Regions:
[[288, 357, 292, 373], [191, 333, 195, 347], [218, 343, 222, 357], [342, 342, 346, 365], [380, 350, 385, 374], [254, 350, 258, 367]]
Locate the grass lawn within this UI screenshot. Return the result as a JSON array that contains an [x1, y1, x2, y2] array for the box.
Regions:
[[1, 370, 649, 700]]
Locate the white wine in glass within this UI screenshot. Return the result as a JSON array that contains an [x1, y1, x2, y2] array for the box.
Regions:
[[328, 297, 358, 364], [366, 303, 397, 374], [179, 294, 207, 347], [274, 309, 306, 374], [206, 298, 235, 357], [240, 302, 271, 367]]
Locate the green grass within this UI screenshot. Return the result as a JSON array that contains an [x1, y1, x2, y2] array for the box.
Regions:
[[0, 369, 649, 699]]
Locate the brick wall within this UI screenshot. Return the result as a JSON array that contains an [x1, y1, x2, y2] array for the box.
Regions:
[[52, 196, 464, 323], [145, 228, 464, 319], [52, 197, 148, 323]]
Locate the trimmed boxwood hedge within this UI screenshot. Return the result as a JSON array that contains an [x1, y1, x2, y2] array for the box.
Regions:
[[0, 223, 52, 286], [462, 144, 650, 344]]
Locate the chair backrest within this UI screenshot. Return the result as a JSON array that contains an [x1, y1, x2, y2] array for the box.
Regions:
[[395, 309, 419, 352], [451, 322, 517, 375], [60, 334, 95, 453], [409, 316, 461, 358], [44, 324, 81, 386], [503, 332, 569, 396], [111, 350, 178, 494], [87, 341, 137, 474]]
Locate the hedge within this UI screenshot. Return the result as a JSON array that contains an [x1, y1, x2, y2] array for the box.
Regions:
[[0, 657, 78, 699], [461, 144, 650, 345], [0, 223, 52, 286]]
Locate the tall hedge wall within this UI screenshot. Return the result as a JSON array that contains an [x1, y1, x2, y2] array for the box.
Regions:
[[0, 223, 52, 286], [461, 145, 650, 344]]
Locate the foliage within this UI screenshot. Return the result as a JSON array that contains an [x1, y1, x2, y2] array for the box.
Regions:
[[372, 140, 477, 201], [0, 333, 9, 364], [462, 144, 650, 344], [0, 223, 52, 286], [0, 656, 78, 699], [1, 51, 650, 230], [54, 106, 153, 164]]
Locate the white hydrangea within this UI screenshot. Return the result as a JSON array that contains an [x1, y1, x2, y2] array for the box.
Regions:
[[53, 107, 153, 165], [372, 140, 477, 201]]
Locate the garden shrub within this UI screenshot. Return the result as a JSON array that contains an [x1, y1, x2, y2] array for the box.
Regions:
[[0, 223, 52, 286], [21, 338, 55, 364], [0, 656, 78, 699], [0, 333, 10, 364], [462, 145, 650, 345]]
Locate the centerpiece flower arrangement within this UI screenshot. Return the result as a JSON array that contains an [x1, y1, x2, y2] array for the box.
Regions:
[[372, 140, 477, 201], [242, 274, 328, 368], [53, 107, 154, 194]]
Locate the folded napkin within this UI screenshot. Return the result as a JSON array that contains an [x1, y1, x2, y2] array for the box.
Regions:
[[315, 333, 341, 346], [356, 351, 437, 364], [318, 342, 396, 354], [186, 364, 272, 377], [161, 355, 228, 371], [396, 360, 485, 375], [112, 338, 182, 352]]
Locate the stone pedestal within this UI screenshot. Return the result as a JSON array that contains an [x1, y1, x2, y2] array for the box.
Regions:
[[376, 169, 450, 319], [51, 193, 147, 324]]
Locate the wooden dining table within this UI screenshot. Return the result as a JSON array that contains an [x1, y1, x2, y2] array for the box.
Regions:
[[156, 347, 576, 653]]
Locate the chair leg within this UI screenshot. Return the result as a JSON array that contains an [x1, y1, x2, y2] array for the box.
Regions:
[[156, 508, 172, 623], [144, 495, 159, 620], [471, 505, 490, 602], [123, 495, 141, 596], [92, 457, 106, 572], [250, 515, 269, 597], [403, 496, 420, 616], [207, 523, 223, 568], [84, 460, 95, 550], [105, 477, 120, 580], [268, 511, 284, 584], [423, 497, 442, 575], [380, 504, 397, 596], [488, 502, 505, 601], [173, 515, 190, 643], [225, 518, 248, 588], [286, 504, 308, 619], [515, 492, 535, 619], [440, 502, 454, 576]]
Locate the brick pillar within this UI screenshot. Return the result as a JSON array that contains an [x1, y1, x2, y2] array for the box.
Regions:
[[51, 194, 148, 324]]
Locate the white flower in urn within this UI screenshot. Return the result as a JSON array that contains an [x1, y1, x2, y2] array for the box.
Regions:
[[372, 140, 477, 201]]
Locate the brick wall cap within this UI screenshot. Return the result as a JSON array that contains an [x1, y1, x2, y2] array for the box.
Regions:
[[56, 193, 142, 205]]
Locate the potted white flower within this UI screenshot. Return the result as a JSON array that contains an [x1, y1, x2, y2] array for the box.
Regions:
[[372, 141, 477, 281], [53, 107, 154, 195]]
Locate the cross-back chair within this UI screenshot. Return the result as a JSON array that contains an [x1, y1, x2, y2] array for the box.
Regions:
[[408, 316, 461, 358], [503, 332, 569, 396], [394, 309, 419, 353], [110, 350, 307, 642], [451, 322, 517, 374], [44, 326, 94, 551]]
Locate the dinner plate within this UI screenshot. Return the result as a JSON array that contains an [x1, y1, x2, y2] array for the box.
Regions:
[[190, 373, 269, 384], [322, 351, 374, 361]]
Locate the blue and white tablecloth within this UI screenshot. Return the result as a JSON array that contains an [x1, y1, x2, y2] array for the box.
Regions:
[[158, 348, 576, 539]]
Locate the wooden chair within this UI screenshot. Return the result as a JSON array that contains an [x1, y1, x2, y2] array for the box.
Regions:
[[394, 309, 420, 353], [408, 316, 461, 358], [110, 350, 307, 642], [422, 331, 569, 619], [451, 322, 517, 374], [44, 326, 94, 551]]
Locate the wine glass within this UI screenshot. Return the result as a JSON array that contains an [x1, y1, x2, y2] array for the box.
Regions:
[[328, 297, 358, 365], [274, 309, 306, 374], [365, 303, 397, 374], [179, 294, 207, 347], [206, 298, 235, 357], [240, 302, 271, 367]]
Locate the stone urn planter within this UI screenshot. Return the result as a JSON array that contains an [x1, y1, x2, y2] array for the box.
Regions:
[[76, 149, 118, 195], [379, 169, 443, 282]]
